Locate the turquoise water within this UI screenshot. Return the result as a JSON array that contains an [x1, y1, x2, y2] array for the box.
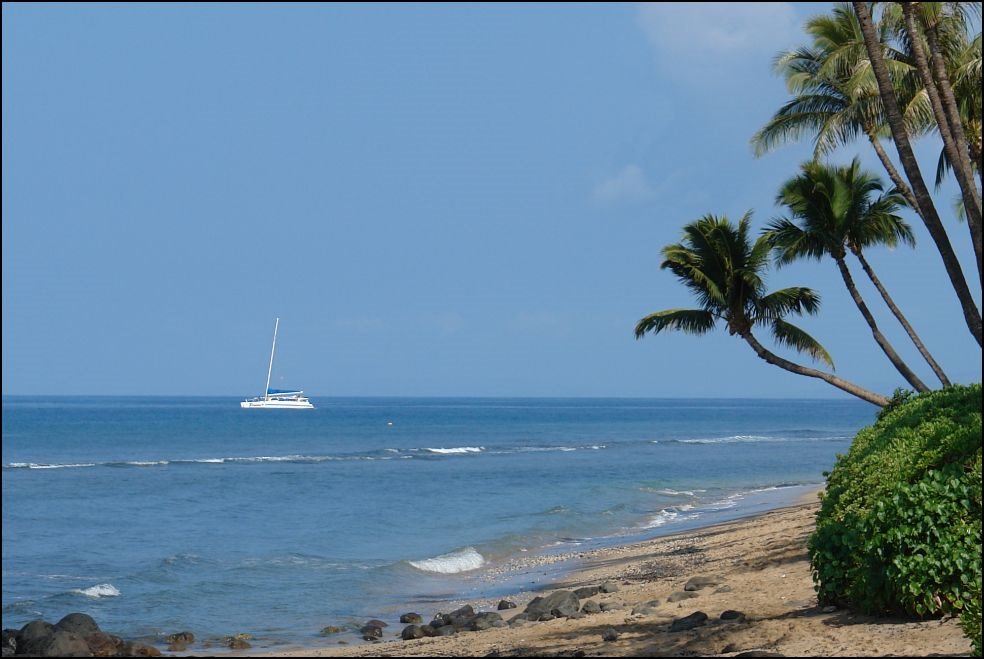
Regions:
[[1, 396, 875, 650]]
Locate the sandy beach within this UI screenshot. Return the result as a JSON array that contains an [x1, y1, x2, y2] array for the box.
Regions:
[[247, 491, 971, 658]]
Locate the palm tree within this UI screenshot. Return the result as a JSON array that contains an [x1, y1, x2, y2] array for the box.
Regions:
[[898, 2, 982, 267], [754, 2, 982, 347], [768, 159, 950, 390], [635, 213, 889, 407], [852, 1, 982, 346], [751, 3, 924, 212]]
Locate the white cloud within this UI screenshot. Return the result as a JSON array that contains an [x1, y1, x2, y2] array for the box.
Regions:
[[636, 2, 800, 74], [592, 164, 657, 205]]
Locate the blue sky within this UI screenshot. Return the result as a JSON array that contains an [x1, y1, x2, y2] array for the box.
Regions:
[[3, 2, 981, 398]]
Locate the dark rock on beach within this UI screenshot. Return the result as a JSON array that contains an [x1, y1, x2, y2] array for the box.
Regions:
[[670, 611, 709, 632], [120, 640, 162, 656], [573, 586, 601, 599], [85, 631, 124, 657], [497, 600, 517, 610], [401, 625, 425, 641], [164, 631, 194, 652], [523, 590, 580, 621], [399, 613, 423, 624], [54, 613, 100, 637], [21, 629, 91, 657]]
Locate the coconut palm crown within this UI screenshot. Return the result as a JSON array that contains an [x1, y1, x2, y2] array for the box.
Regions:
[[636, 212, 834, 368], [636, 213, 891, 406], [766, 159, 945, 391], [767, 158, 914, 265]]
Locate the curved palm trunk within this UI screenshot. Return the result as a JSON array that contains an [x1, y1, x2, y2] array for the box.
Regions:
[[739, 330, 889, 407], [833, 255, 930, 392], [900, 3, 983, 277], [853, 1, 983, 347], [852, 247, 952, 387]]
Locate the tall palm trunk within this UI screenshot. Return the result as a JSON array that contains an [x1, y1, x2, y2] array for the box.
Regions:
[[833, 255, 930, 392], [865, 125, 919, 211], [739, 330, 889, 407], [853, 1, 982, 347], [851, 246, 952, 387], [900, 2, 983, 278]]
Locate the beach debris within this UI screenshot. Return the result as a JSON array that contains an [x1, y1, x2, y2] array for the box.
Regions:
[[497, 599, 517, 610], [669, 611, 709, 632], [601, 627, 619, 642], [684, 575, 721, 591], [399, 612, 423, 624]]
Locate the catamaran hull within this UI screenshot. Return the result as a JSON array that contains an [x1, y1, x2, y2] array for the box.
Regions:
[[240, 399, 314, 409]]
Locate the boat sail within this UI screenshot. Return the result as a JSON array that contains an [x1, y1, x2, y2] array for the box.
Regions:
[[241, 318, 314, 409]]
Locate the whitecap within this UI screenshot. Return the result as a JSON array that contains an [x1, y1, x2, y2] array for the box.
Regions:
[[408, 547, 486, 574], [70, 584, 121, 598], [422, 447, 483, 454]]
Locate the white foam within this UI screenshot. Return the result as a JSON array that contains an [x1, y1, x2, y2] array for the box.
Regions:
[[71, 583, 121, 598], [654, 488, 696, 497], [642, 507, 699, 529], [423, 447, 483, 454], [679, 435, 772, 444], [26, 462, 97, 469], [408, 547, 486, 574]]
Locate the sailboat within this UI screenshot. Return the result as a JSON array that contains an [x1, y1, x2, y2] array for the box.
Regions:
[[241, 318, 314, 409]]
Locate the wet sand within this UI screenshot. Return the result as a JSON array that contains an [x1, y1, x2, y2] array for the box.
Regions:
[[248, 490, 971, 657]]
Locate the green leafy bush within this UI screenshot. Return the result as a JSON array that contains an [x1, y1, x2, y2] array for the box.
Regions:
[[809, 384, 982, 651]]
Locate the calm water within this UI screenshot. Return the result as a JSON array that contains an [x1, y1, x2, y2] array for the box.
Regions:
[[1, 396, 875, 650]]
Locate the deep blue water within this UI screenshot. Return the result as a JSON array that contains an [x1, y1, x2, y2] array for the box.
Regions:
[[1, 396, 876, 651]]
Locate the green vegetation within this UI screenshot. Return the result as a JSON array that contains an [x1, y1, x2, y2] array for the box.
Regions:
[[809, 385, 981, 652], [636, 4, 981, 649], [768, 158, 948, 390], [633, 213, 889, 407]]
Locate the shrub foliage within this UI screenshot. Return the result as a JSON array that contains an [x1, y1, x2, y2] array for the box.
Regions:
[[809, 384, 982, 653]]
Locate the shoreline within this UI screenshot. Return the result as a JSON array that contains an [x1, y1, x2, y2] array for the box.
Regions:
[[241, 487, 970, 657]]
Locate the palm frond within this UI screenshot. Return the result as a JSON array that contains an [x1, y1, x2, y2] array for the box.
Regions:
[[634, 309, 717, 339], [757, 287, 824, 320], [771, 319, 836, 369]]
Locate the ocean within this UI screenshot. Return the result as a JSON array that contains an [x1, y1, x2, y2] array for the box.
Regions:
[[1, 396, 876, 651]]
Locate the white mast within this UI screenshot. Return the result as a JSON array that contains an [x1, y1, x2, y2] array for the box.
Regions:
[[264, 317, 279, 400]]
